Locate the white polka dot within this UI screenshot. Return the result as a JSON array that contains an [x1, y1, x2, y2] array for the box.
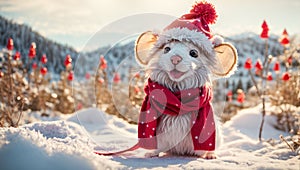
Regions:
[[152, 128, 155, 131], [143, 132, 145, 136], [188, 93, 191, 96], [153, 116, 156, 119], [150, 135, 153, 138], [176, 104, 179, 107], [208, 132, 210, 135], [147, 110, 150, 114], [141, 121, 144, 124], [153, 85, 155, 87], [202, 94, 204, 97], [209, 143, 212, 146], [192, 121, 196, 124], [195, 136, 198, 139], [152, 96, 155, 98], [146, 124, 149, 127]]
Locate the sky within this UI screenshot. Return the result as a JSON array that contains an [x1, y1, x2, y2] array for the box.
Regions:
[[0, 0, 299, 51]]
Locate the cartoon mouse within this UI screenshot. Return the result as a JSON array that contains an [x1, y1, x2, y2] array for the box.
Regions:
[[96, 1, 238, 159]]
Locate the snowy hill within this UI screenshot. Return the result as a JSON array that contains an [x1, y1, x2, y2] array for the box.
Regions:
[[0, 107, 298, 170]]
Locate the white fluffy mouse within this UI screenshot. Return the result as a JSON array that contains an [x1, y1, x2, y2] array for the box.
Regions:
[[135, 1, 238, 159], [95, 1, 238, 159]]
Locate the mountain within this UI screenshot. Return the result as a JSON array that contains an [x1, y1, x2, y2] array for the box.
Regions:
[[0, 15, 78, 75], [224, 32, 285, 92]]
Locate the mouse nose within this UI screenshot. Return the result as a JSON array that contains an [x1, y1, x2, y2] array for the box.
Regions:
[[170, 55, 182, 65]]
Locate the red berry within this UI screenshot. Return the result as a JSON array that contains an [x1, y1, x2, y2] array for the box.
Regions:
[[273, 61, 280, 72], [40, 67, 47, 75], [6, 38, 14, 51], [32, 62, 38, 69], [85, 73, 90, 80], [100, 55, 107, 70], [77, 103, 83, 110], [282, 29, 288, 36], [134, 86, 140, 94], [260, 29, 269, 39], [282, 72, 290, 81], [134, 73, 140, 79], [280, 37, 289, 46], [287, 56, 293, 65], [64, 54, 72, 67], [267, 72, 273, 81], [113, 73, 121, 83], [255, 59, 263, 71], [244, 58, 252, 70], [68, 71, 74, 81], [237, 90, 245, 103], [28, 43, 36, 59], [14, 51, 21, 60], [41, 54, 47, 64], [98, 78, 104, 84], [227, 90, 232, 97], [261, 20, 269, 30]]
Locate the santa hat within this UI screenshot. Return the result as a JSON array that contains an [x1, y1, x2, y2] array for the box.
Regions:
[[153, 1, 223, 57], [135, 1, 238, 78]]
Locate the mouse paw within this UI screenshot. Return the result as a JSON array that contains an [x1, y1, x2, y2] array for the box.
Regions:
[[200, 151, 217, 159], [145, 151, 159, 158]]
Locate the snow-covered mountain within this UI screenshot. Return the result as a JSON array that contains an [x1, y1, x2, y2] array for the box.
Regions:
[[224, 32, 284, 92], [0, 15, 79, 75]]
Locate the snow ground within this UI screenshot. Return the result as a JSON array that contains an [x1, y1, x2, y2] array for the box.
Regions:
[[0, 105, 299, 170]]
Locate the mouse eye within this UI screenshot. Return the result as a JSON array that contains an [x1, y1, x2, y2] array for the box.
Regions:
[[189, 49, 198, 58], [164, 47, 171, 54]]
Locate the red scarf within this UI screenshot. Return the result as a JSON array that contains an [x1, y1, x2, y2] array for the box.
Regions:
[[138, 79, 215, 151]]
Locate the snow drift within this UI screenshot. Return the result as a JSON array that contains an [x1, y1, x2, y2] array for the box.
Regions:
[[0, 106, 298, 170]]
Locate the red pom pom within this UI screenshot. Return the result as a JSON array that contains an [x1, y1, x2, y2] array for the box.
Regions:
[[189, 1, 218, 24]]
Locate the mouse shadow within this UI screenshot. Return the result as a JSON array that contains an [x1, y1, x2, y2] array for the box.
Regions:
[[112, 154, 199, 169]]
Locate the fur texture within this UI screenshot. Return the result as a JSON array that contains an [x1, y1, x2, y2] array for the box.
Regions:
[[143, 40, 220, 158]]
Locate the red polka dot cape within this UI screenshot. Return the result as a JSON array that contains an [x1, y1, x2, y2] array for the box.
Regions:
[[138, 79, 216, 151]]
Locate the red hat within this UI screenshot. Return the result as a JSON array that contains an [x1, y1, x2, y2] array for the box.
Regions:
[[153, 1, 222, 58], [135, 1, 238, 78]]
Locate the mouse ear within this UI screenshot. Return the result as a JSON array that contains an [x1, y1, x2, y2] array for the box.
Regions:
[[213, 43, 238, 77], [135, 31, 158, 66]]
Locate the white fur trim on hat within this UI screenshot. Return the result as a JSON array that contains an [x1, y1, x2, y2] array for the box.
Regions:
[[211, 35, 224, 47], [151, 27, 215, 57]]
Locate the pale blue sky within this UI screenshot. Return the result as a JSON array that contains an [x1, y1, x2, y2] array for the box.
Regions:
[[0, 0, 299, 51]]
